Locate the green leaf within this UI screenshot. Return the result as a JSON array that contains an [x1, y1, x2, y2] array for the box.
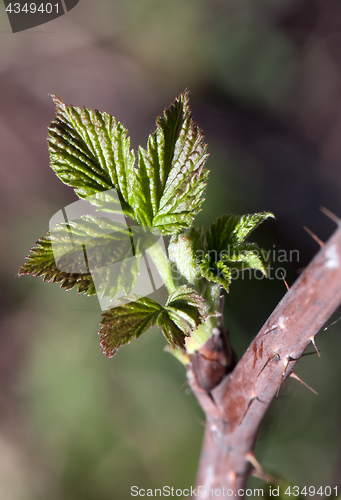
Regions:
[[165, 285, 208, 330], [221, 242, 270, 275], [99, 297, 163, 357], [132, 90, 209, 233], [47, 92, 209, 231], [19, 216, 159, 300], [200, 212, 274, 291], [68, 217, 158, 300], [200, 255, 232, 291], [18, 235, 95, 295], [161, 285, 208, 347], [99, 285, 208, 356], [48, 95, 136, 218], [206, 212, 274, 251]]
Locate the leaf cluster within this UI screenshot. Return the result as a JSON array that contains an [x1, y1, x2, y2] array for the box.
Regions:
[[200, 212, 274, 291], [19, 91, 274, 356]]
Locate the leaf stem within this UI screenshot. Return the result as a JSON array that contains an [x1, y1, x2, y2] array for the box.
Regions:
[[186, 282, 221, 354], [147, 240, 176, 294]]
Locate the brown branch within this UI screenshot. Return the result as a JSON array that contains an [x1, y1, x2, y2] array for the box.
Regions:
[[188, 222, 341, 499]]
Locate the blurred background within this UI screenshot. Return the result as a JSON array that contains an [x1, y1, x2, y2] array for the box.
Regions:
[[1, 0, 341, 498]]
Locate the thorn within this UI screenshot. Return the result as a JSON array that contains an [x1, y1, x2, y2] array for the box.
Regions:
[[257, 357, 272, 377], [262, 326, 278, 336], [275, 353, 316, 398], [323, 317, 341, 332], [276, 356, 290, 398], [247, 452, 276, 483], [310, 336, 320, 357], [246, 452, 264, 475], [302, 351, 318, 357], [320, 206, 340, 225], [240, 396, 266, 424], [290, 371, 318, 395], [176, 379, 190, 395], [252, 469, 276, 483], [286, 352, 317, 361], [276, 375, 286, 398], [280, 272, 290, 291], [303, 226, 324, 247], [195, 417, 206, 428], [257, 349, 281, 377]]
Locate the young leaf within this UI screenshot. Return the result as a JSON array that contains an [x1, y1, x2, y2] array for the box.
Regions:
[[18, 235, 95, 295], [19, 216, 159, 300], [162, 285, 208, 347], [206, 212, 274, 250], [99, 285, 208, 356], [200, 255, 232, 291], [48, 92, 209, 232], [63, 216, 158, 300], [132, 91, 209, 233], [165, 285, 208, 328], [200, 212, 274, 291], [99, 298, 163, 358], [221, 242, 270, 275], [48, 95, 136, 218]]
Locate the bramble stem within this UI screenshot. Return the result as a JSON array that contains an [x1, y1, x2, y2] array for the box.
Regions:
[[188, 222, 341, 498]]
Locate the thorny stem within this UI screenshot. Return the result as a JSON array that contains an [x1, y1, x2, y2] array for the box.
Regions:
[[187, 222, 341, 499]]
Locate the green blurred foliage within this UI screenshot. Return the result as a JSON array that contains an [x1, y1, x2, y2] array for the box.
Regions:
[[3, 0, 341, 498], [21, 286, 204, 499]]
